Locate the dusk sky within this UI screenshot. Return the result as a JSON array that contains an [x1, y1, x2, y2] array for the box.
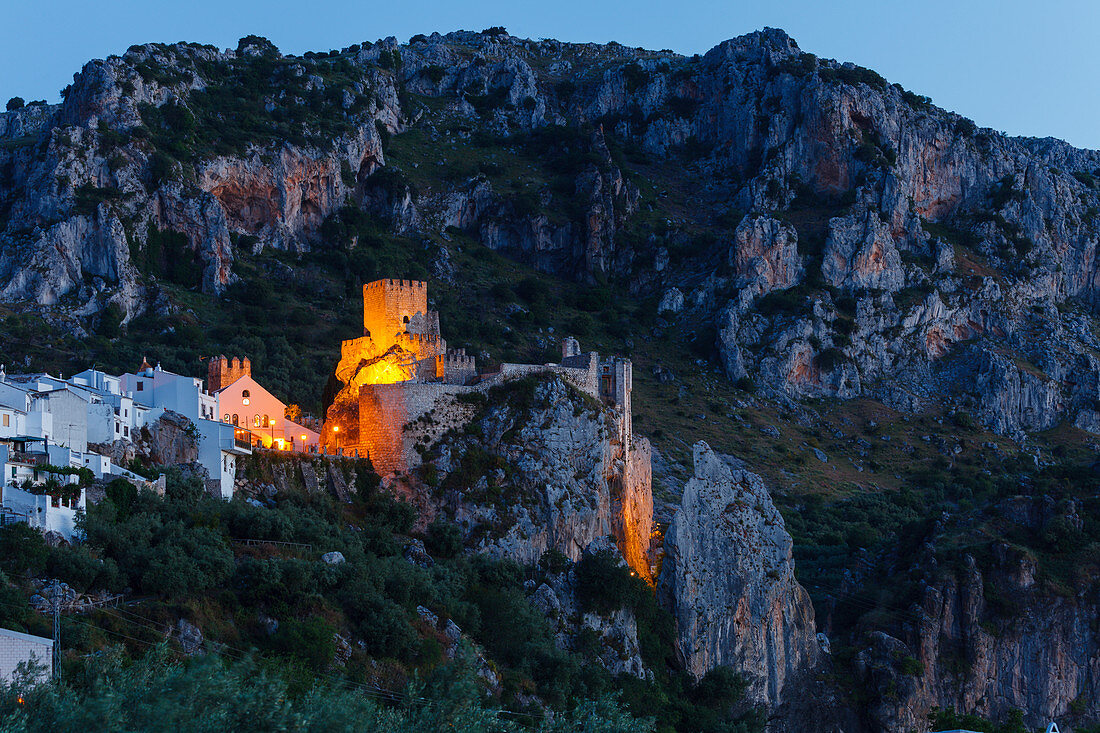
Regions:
[[3, 0, 1097, 149]]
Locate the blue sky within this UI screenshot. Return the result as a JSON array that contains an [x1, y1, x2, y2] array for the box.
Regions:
[[3, 0, 1097, 149]]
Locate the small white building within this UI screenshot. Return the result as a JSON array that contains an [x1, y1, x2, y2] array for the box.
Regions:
[[120, 361, 219, 424], [0, 627, 52, 683], [120, 360, 247, 497]]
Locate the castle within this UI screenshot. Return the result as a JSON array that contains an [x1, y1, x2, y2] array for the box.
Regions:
[[323, 279, 636, 474]]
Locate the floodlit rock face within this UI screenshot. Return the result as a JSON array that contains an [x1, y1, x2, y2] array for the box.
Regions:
[[432, 375, 653, 580], [658, 441, 818, 706]]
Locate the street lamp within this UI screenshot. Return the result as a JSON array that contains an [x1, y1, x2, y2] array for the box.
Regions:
[[269, 419, 276, 448], [332, 425, 340, 450]]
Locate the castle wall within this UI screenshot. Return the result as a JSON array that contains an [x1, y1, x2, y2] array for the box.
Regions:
[[358, 382, 480, 474], [614, 436, 653, 581], [496, 359, 599, 398], [362, 279, 429, 350]]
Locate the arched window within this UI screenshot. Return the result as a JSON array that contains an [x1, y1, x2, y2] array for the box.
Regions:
[[223, 414, 230, 422], [232, 414, 239, 426], [253, 415, 261, 427], [263, 414, 270, 427], [242, 389, 250, 398], [403, 316, 410, 324]]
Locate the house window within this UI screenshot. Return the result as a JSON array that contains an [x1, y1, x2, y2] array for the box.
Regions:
[[124, 427, 129, 437], [263, 414, 270, 427], [223, 414, 230, 422], [242, 390, 250, 398], [232, 414, 239, 426], [253, 415, 261, 427], [2, 414, 8, 427], [137, 382, 143, 391], [115, 424, 120, 434], [123, 409, 127, 417]]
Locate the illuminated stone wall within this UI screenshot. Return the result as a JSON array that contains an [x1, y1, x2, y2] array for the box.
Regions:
[[356, 382, 478, 473]]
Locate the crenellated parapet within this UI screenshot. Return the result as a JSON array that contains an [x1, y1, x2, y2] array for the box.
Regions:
[[208, 354, 251, 392], [435, 349, 477, 385]]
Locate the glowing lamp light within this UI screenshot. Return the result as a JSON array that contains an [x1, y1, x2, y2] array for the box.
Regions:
[[332, 426, 339, 432], [242, 398, 250, 406], [301, 434, 307, 441]]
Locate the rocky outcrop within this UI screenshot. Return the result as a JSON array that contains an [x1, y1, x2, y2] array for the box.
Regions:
[[531, 543, 649, 680], [731, 215, 803, 296], [430, 376, 653, 579], [139, 410, 199, 466], [658, 441, 819, 707], [821, 208, 905, 292], [852, 499, 1100, 732]]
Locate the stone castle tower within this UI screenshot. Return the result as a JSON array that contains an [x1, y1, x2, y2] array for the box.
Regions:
[[208, 355, 251, 392], [362, 279, 441, 349]]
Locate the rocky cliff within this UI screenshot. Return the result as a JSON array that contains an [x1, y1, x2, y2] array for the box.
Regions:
[[3, 30, 1099, 434], [658, 441, 819, 707], [848, 496, 1100, 732], [425, 376, 653, 580]]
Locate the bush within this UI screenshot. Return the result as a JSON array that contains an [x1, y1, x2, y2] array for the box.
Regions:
[[425, 519, 463, 559], [575, 550, 645, 615], [6, 97, 24, 111], [98, 303, 124, 338], [423, 65, 445, 84]]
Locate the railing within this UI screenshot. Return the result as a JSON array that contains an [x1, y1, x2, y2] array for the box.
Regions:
[[231, 538, 313, 552], [0, 508, 29, 526], [233, 430, 254, 451], [9, 451, 45, 465]]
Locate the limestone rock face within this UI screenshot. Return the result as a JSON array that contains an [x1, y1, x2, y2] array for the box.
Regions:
[[852, 499, 1100, 731], [4, 30, 1100, 438], [432, 376, 653, 579], [138, 410, 199, 466], [658, 441, 818, 707], [821, 209, 905, 292], [731, 215, 803, 296], [531, 550, 649, 680]]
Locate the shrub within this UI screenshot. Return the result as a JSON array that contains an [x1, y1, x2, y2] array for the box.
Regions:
[[623, 63, 650, 93], [425, 519, 463, 559], [236, 35, 278, 56], [481, 26, 508, 36], [423, 65, 445, 84], [6, 97, 24, 111], [815, 347, 846, 372], [575, 550, 645, 615]]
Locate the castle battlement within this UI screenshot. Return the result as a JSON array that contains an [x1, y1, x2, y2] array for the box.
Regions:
[[435, 349, 477, 385], [208, 354, 251, 392], [364, 279, 427, 292]]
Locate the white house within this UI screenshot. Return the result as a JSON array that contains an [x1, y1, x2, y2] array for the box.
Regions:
[[120, 361, 218, 424], [120, 360, 248, 497], [0, 628, 52, 683]]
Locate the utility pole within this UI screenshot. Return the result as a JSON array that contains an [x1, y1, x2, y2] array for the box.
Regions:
[[47, 581, 61, 683]]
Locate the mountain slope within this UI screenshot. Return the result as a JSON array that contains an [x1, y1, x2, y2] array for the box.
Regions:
[[2, 27, 1100, 731]]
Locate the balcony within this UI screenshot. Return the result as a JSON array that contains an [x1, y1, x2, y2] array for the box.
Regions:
[[230, 429, 254, 454]]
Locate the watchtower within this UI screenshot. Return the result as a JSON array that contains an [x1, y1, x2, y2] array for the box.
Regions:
[[362, 279, 439, 351]]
